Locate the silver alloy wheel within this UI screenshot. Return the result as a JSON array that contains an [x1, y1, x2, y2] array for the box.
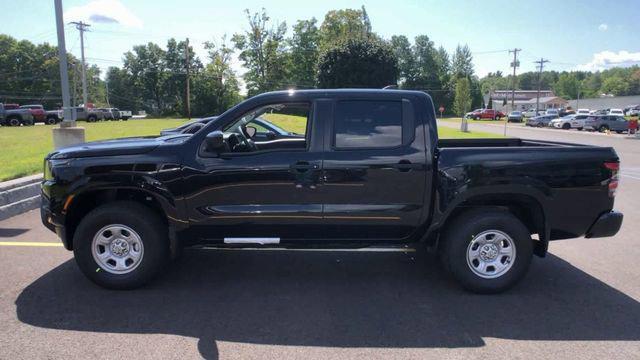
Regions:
[[91, 224, 144, 274], [466, 230, 516, 279]]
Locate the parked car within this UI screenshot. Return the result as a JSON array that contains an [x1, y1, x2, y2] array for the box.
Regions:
[[41, 89, 623, 293], [623, 105, 638, 116], [19, 104, 46, 123], [19, 104, 62, 124], [96, 108, 116, 120], [576, 109, 590, 115], [0, 103, 34, 126], [464, 108, 483, 119], [584, 115, 629, 133], [73, 107, 104, 122], [507, 111, 523, 122], [114, 108, 132, 120], [545, 109, 560, 116], [559, 109, 575, 117], [526, 114, 557, 127], [471, 109, 505, 120], [608, 108, 624, 116], [629, 108, 640, 116], [590, 109, 608, 115], [523, 109, 545, 117], [550, 114, 589, 130]]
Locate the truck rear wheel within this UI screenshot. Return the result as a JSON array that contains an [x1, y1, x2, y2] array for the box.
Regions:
[[439, 209, 533, 294], [73, 201, 169, 289], [8, 117, 21, 126]]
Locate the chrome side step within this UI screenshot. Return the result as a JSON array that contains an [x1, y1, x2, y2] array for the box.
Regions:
[[223, 237, 280, 245]]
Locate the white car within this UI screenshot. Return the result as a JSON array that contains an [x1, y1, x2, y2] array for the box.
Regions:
[[545, 109, 560, 116], [576, 109, 590, 115], [570, 114, 592, 130], [523, 109, 544, 117], [549, 115, 575, 129], [608, 108, 624, 116]]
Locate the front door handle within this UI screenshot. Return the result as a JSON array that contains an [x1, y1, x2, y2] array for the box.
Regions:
[[290, 161, 319, 173], [394, 160, 417, 172]]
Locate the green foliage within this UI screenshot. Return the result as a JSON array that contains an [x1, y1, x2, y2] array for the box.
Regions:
[[288, 18, 320, 88], [453, 77, 472, 116], [316, 38, 398, 88], [232, 8, 289, 96], [318, 7, 374, 50]]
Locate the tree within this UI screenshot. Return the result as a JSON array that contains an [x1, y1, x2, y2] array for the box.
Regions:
[[601, 76, 629, 96], [123, 42, 168, 113], [451, 44, 474, 79], [554, 72, 580, 99], [232, 8, 289, 96], [288, 18, 319, 88], [316, 38, 398, 88], [192, 37, 242, 116], [390, 35, 417, 85], [318, 8, 373, 50], [453, 77, 472, 116]]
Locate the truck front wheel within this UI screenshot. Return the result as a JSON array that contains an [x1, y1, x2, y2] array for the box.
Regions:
[[72, 201, 169, 289], [439, 209, 533, 294]]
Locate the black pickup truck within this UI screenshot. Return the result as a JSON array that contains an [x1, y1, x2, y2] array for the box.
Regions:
[[41, 89, 623, 293]]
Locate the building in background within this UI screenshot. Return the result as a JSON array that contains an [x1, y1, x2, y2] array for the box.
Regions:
[[567, 95, 640, 112], [484, 90, 567, 112]]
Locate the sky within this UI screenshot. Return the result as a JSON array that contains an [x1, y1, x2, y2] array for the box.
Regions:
[[3, 0, 640, 89]]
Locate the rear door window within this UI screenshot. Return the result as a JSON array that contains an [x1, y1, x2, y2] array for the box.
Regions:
[[333, 100, 402, 149]]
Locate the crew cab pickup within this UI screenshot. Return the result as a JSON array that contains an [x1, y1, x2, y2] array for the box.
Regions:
[[0, 103, 34, 126], [41, 89, 623, 293]]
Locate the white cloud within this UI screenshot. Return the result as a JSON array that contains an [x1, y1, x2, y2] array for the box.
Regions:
[[598, 23, 608, 31], [65, 0, 143, 28], [576, 50, 640, 71]]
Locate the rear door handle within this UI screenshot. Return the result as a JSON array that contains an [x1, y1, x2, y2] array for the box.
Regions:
[[290, 161, 319, 172]]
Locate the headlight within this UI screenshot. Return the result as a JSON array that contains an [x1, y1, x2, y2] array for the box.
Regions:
[[44, 160, 52, 180]]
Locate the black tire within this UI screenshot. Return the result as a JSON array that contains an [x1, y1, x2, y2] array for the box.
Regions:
[[45, 116, 57, 125], [7, 117, 21, 126], [562, 123, 571, 130], [439, 209, 533, 294], [87, 115, 97, 122], [577, 127, 583, 131], [73, 201, 169, 289], [599, 125, 609, 132], [122, 117, 129, 121]]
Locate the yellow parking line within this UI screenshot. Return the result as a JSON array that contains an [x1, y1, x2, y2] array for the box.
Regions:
[[0, 242, 63, 247]]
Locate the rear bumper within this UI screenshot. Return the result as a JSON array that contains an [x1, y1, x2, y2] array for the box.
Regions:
[[585, 211, 623, 238]]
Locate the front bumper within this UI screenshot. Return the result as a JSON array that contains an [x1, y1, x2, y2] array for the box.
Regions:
[[40, 188, 71, 250], [585, 211, 623, 238]]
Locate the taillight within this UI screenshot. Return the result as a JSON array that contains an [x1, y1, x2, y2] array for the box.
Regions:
[[604, 161, 619, 197]]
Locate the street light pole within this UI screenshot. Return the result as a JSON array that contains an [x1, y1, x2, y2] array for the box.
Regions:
[[53, 0, 85, 148]]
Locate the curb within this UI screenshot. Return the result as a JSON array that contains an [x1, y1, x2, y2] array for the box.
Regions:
[[0, 174, 43, 221]]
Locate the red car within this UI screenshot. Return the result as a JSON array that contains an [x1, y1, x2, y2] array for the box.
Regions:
[[471, 109, 505, 120], [20, 104, 47, 122]]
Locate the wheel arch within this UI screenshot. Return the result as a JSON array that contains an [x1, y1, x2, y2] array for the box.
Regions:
[[427, 192, 549, 257], [63, 187, 181, 257]]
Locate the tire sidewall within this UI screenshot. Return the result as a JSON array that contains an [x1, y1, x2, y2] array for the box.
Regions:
[[443, 210, 533, 293], [73, 202, 168, 289]]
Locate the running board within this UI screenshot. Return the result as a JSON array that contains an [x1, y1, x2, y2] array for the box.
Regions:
[[198, 246, 416, 253], [224, 237, 280, 245]]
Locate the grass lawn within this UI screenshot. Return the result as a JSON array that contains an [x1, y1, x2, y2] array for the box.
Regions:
[[0, 116, 500, 182], [0, 119, 187, 181], [437, 126, 502, 139]]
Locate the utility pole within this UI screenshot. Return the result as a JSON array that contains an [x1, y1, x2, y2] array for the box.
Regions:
[[70, 21, 90, 107], [534, 58, 550, 114], [507, 48, 521, 136], [105, 80, 110, 107], [53, 0, 84, 148], [185, 38, 191, 120]]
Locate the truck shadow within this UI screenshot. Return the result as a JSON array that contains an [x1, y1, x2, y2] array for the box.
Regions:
[[15, 249, 640, 359]]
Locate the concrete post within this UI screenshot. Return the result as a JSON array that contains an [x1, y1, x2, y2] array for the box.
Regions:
[[53, 0, 85, 149]]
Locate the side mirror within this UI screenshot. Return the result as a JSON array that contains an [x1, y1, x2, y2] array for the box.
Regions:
[[245, 126, 257, 139], [204, 131, 225, 152]]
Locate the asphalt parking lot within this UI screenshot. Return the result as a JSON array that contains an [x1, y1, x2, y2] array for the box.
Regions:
[[1, 124, 640, 359]]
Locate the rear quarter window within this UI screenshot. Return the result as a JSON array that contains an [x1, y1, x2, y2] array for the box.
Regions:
[[333, 100, 402, 149]]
